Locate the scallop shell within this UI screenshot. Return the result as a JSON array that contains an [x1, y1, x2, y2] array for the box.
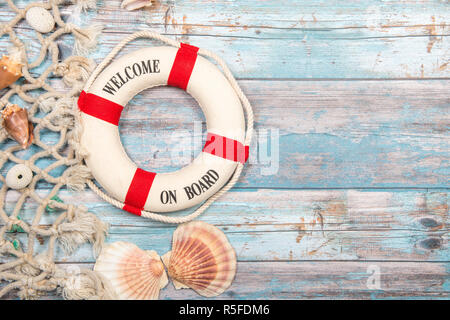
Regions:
[[1, 104, 34, 149], [0, 55, 22, 90], [25, 7, 55, 34], [162, 221, 237, 297], [121, 0, 153, 11], [94, 242, 168, 300]]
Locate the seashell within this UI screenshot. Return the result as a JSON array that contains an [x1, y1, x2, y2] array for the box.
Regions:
[[25, 7, 55, 34], [1, 105, 34, 149], [0, 55, 22, 90], [121, 0, 153, 11], [6, 164, 33, 189], [162, 221, 237, 297], [94, 242, 168, 300]]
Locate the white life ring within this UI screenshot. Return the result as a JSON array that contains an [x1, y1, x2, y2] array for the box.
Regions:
[[78, 40, 251, 216]]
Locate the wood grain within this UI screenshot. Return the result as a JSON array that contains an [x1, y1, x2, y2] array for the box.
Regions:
[[0, 0, 448, 300], [1, 0, 449, 79], [1, 261, 449, 300], [1, 189, 447, 263], [3, 80, 448, 188]]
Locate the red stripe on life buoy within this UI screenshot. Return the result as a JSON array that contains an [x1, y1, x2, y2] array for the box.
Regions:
[[167, 43, 199, 90], [123, 168, 156, 216], [203, 132, 249, 164], [78, 91, 124, 126]]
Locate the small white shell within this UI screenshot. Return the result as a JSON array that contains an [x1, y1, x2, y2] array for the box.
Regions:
[[6, 164, 33, 189], [25, 7, 55, 34]]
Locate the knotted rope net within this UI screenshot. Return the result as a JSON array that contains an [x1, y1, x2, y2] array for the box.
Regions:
[[0, 0, 116, 300]]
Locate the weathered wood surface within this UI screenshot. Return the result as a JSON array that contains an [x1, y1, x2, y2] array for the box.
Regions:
[[2, 262, 448, 300], [1, 80, 449, 188], [0, 189, 448, 263], [0, 0, 449, 300], [1, 0, 449, 79]]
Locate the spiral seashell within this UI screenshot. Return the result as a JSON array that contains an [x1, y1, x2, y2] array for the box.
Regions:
[[121, 0, 153, 11], [25, 7, 55, 34], [6, 164, 33, 189], [162, 221, 237, 297], [94, 242, 168, 300], [0, 56, 22, 90], [1, 105, 34, 149]]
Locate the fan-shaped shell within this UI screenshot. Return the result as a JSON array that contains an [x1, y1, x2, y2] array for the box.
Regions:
[[25, 7, 55, 33], [162, 221, 236, 297], [94, 242, 168, 300]]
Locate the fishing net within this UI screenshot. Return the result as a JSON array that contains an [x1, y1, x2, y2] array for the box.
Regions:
[[0, 0, 116, 300]]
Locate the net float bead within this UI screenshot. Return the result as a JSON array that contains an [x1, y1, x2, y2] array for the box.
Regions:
[[6, 164, 33, 189], [25, 7, 55, 34]]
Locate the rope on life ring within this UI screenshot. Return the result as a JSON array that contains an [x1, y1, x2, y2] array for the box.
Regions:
[[81, 30, 254, 224]]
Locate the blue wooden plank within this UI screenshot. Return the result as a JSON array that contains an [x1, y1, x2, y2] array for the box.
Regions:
[[1, 261, 449, 300], [1, 189, 448, 263], [1, 0, 449, 79], [1, 226, 447, 263], [3, 188, 448, 231], [1, 80, 448, 189]]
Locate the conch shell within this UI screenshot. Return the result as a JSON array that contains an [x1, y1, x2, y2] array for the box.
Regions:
[[94, 242, 168, 300], [1, 105, 34, 149], [121, 0, 153, 11], [0, 55, 23, 90], [162, 221, 237, 297]]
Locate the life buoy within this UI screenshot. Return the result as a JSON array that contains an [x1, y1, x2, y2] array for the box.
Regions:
[[78, 43, 250, 215]]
